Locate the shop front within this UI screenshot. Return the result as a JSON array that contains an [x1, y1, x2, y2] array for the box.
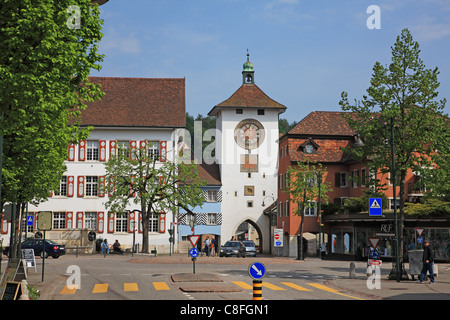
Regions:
[[325, 213, 450, 262]]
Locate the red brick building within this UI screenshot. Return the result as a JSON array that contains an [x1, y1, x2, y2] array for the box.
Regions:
[[277, 111, 445, 260]]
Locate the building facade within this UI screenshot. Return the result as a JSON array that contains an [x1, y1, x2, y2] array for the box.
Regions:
[[1, 77, 186, 254]]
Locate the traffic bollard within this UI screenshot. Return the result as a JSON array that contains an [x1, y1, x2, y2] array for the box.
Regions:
[[253, 280, 262, 300]]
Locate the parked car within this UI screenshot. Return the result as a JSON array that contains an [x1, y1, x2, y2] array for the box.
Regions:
[[219, 241, 246, 257], [3, 239, 66, 259], [242, 240, 257, 257]]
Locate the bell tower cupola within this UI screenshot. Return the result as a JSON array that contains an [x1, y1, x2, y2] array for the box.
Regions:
[[242, 51, 254, 85]]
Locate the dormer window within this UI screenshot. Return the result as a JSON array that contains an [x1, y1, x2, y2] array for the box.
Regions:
[[305, 144, 314, 154], [300, 138, 319, 154]]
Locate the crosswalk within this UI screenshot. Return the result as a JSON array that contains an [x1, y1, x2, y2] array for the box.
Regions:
[[59, 280, 364, 300]]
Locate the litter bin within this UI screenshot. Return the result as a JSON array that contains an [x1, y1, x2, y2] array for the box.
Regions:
[[408, 250, 423, 280]]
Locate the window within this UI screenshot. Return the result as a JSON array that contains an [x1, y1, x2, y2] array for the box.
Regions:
[[55, 176, 67, 196], [22, 213, 34, 233], [149, 212, 159, 233], [304, 201, 317, 216], [335, 172, 348, 188], [361, 168, 367, 187], [115, 212, 128, 233], [278, 202, 283, 217], [207, 190, 218, 202], [207, 213, 217, 225], [117, 141, 130, 158], [148, 141, 160, 161], [86, 176, 98, 197], [257, 109, 265, 115], [85, 212, 97, 229], [247, 201, 253, 208], [53, 212, 66, 229], [352, 170, 359, 188], [236, 109, 243, 114], [87, 140, 99, 161], [285, 201, 289, 217]]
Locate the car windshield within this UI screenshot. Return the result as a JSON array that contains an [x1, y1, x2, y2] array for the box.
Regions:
[[224, 242, 240, 247], [243, 241, 255, 247]]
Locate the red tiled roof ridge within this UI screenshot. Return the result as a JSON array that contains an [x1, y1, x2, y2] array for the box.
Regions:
[[288, 111, 356, 136]]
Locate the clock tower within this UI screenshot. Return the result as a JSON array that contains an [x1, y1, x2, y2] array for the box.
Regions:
[[208, 54, 286, 254]]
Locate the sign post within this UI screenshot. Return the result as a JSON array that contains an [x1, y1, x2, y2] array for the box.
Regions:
[[37, 211, 52, 282], [274, 229, 283, 256]]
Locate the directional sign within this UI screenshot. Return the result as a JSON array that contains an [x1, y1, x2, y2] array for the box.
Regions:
[[368, 259, 382, 266], [369, 198, 382, 216], [189, 248, 199, 258], [369, 249, 379, 260], [188, 235, 200, 247], [248, 262, 266, 280], [417, 236, 424, 244]]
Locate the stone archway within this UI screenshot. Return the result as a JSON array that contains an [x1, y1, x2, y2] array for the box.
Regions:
[[233, 219, 263, 253]]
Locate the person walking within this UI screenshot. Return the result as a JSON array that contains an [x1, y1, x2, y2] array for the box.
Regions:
[[204, 236, 211, 257], [418, 240, 435, 284], [210, 237, 216, 257]]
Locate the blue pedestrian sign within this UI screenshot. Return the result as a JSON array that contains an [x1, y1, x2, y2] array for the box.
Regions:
[[27, 215, 34, 226], [369, 198, 382, 216], [248, 262, 266, 280], [189, 248, 199, 258]]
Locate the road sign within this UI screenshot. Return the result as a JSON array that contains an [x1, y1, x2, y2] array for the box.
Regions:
[[369, 198, 382, 216], [369, 237, 380, 249], [369, 249, 379, 260], [417, 236, 423, 244], [368, 259, 382, 266], [27, 215, 34, 226], [37, 211, 52, 231], [248, 262, 266, 280], [274, 229, 283, 247], [188, 235, 200, 247], [189, 248, 199, 258], [416, 228, 424, 236]]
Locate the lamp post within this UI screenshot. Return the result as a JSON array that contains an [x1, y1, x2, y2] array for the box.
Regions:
[[317, 171, 322, 260], [131, 219, 136, 257]]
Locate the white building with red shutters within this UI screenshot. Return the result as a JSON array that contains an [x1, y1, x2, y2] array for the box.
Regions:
[[1, 77, 186, 254]]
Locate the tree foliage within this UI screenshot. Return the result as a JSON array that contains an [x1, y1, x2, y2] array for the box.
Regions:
[[339, 28, 448, 259], [0, 0, 104, 258], [102, 143, 206, 253]]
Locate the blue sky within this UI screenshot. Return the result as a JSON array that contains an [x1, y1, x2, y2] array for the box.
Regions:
[[95, 0, 450, 123]]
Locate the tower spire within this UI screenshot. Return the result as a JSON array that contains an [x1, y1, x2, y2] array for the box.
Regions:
[[242, 50, 254, 84]]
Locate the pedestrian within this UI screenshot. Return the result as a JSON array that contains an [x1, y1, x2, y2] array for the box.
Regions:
[[210, 238, 216, 257], [204, 236, 211, 256], [418, 240, 435, 284], [320, 242, 328, 260], [101, 239, 109, 256], [113, 239, 124, 255]]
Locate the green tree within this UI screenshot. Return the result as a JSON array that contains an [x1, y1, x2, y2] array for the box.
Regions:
[[285, 161, 332, 260], [339, 28, 447, 262], [102, 143, 206, 253], [0, 0, 104, 259]]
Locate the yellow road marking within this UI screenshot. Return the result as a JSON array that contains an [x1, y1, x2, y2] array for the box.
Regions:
[[307, 283, 365, 300], [124, 283, 139, 292], [232, 281, 253, 289], [281, 282, 312, 291], [262, 282, 286, 290], [153, 282, 170, 290], [92, 283, 108, 293], [60, 285, 78, 295]]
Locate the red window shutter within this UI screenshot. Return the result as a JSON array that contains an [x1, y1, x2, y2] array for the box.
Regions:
[[128, 211, 136, 233], [1, 217, 8, 234], [107, 213, 115, 233], [77, 176, 85, 197], [110, 140, 117, 158], [99, 140, 107, 161], [76, 212, 84, 229], [158, 213, 166, 233], [160, 141, 167, 162], [97, 212, 105, 233], [68, 144, 75, 161], [138, 211, 143, 233], [79, 140, 86, 161], [66, 212, 74, 229], [140, 140, 147, 161], [98, 176, 105, 197], [67, 176, 74, 197]]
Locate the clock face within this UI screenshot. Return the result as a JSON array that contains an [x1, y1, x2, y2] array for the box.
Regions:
[[234, 119, 265, 150]]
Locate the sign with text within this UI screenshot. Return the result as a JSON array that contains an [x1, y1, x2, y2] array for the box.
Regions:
[[274, 229, 283, 247]]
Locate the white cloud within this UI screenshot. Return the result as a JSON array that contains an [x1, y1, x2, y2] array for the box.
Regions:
[[101, 29, 142, 55]]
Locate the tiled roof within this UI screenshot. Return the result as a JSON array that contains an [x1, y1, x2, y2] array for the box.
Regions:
[[197, 161, 221, 186], [288, 111, 355, 136], [80, 77, 185, 128], [288, 138, 352, 163], [208, 84, 286, 116]]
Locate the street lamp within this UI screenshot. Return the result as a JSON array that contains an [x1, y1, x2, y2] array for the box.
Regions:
[[130, 219, 136, 257]]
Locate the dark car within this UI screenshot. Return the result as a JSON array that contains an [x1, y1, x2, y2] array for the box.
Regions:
[[242, 240, 257, 257], [3, 239, 66, 259], [219, 241, 246, 257]]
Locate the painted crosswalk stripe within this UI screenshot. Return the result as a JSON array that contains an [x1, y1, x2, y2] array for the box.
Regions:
[[60, 285, 78, 295], [124, 283, 139, 292], [153, 282, 170, 290], [92, 283, 108, 293], [307, 283, 365, 300], [232, 281, 253, 290], [262, 282, 286, 290], [281, 282, 312, 291]]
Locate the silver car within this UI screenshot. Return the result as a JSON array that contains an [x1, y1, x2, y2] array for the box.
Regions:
[[243, 240, 257, 257]]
